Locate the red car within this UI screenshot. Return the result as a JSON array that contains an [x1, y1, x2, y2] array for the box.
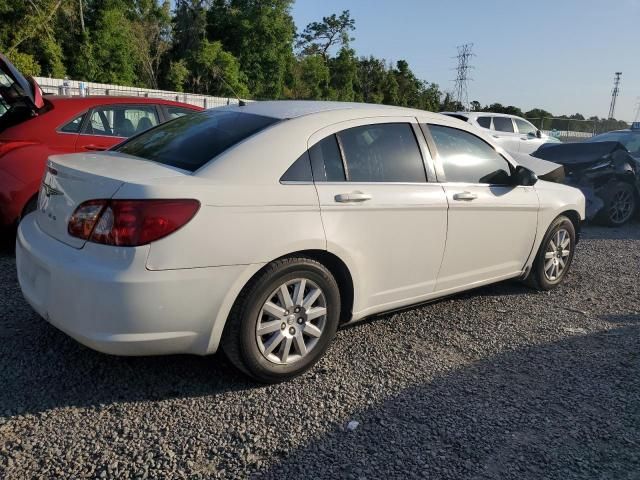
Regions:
[[0, 54, 203, 230]]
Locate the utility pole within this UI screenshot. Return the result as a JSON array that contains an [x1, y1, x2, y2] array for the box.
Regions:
[[608, 72, 622, 119], [453, 43, 474, 111], [633, 97, 640, 123]]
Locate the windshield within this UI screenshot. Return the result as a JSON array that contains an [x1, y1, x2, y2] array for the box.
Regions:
[[586, 131, 640, 155], [114, 109, 280, 172]]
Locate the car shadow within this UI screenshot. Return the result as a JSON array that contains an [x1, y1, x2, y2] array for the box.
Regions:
[[0, 237, 261, 419], [254, 314, 640, 479], [0, 231, 15, 256], [1, 220, 637, 421]]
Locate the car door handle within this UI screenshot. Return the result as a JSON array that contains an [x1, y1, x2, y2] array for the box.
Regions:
[[453, 191, 478, 201], [83, 144, 108, 151], [492, 135, 500, 138], [335, 192, 372, 203]]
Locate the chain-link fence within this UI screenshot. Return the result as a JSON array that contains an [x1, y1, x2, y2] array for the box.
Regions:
[[528, 117, 629, 143], [34, 77, 248, 109]]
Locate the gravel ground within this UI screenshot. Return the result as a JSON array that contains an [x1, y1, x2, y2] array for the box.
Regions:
[[0, 223, 639, 479]]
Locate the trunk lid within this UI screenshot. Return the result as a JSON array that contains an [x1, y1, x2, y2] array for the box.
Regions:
[[37, 152, 190, 248], [0, 53, 44, 112]]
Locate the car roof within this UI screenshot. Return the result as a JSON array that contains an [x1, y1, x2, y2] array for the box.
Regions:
[[444, 111, 526, 120], [216, 100, 433, 120], [597, 129, 639, 135], [44, 95, 202, 109]]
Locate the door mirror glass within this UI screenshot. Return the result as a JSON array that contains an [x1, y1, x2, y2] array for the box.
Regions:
[[514, 165, 538, 186]]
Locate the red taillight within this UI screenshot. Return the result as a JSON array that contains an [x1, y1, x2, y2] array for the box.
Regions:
[[68, 199, 200, 247]]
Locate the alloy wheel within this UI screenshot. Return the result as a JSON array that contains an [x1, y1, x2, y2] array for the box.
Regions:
[[609, 189, 634, 224], [255, 278, 327, 365], [544, 228, 571, 281]]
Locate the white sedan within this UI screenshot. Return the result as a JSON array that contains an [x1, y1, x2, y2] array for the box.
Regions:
[[16, 101, 585, 382]]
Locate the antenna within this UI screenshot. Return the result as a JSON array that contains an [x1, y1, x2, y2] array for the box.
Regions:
[[453, 43, 474, 111], [608, 72, 622, 119], [212, 66, 246, 107]]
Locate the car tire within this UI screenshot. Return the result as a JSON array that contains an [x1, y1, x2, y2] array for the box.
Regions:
[[596, 182, 636, 227], [221, 257, 340, 383], [524, 215, 576, 291]]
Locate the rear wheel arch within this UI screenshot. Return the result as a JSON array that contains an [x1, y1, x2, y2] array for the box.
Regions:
[[288, 250, 354, 323], [226, 250, 354, 327], [220, 253, 345, 382]]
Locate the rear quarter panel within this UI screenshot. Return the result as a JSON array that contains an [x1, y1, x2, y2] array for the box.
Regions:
[[117, 180, 326, 271]]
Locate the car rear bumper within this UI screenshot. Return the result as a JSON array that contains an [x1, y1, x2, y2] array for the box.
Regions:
[[16, 215, 247, 356]]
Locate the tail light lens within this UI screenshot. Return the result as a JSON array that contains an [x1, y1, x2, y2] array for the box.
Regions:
[[68, 199, 200, 247]]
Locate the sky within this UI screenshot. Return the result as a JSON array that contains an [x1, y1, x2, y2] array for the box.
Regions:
[[291, 0, 640, 121]]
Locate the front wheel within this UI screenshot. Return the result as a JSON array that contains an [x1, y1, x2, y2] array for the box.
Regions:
[[597, 182, 636, 227], [524, 215, 576, 291], [221, 257, 340, 383]]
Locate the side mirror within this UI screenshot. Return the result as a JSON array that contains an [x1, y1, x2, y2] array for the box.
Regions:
[[536, 129, 542, 139], [514, 165, 538, 186]]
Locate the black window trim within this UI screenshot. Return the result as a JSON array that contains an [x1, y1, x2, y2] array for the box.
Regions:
[[475, 115, 493, 130], [422, 122, 517, 186], [56, 109, 90, 135], [79, 103, 162, 139], [279, 150, 314, 185], [161, 104, 200, 122]]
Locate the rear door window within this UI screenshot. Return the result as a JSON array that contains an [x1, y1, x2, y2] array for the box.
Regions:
[[59, 113, 86, 133], [477, 116, 492, 129], [83, 105, 159, 138], [337, 123, 426, 182], [492, 117, 515, 133], [114, 110, 279, 172]]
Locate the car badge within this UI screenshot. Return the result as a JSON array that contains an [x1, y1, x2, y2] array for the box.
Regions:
[[42, 181, 63, 197]]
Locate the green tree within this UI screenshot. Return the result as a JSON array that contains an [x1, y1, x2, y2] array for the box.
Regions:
[[286, 54, 329, 99], [328, 47, 357, 101], [207, 0, 295, 99], [171, 0, 209, 62], [132, 0, 172, 89], [297, 10, 355, 61], [440, 93, 463, 112], [354, 56, 388, 104], [167, 59, 189, 92], [91, 7, 139, 85], [189, 39, 248, 97], [0, 0, 68, 77]]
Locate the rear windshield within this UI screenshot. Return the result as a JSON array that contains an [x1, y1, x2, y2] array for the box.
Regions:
[[114, 109, 280, 171]]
